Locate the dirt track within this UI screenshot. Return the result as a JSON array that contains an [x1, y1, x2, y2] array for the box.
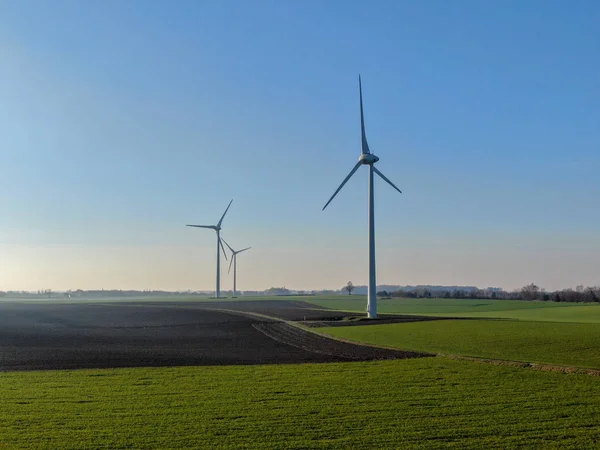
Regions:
[[0, 300, 429, 371]]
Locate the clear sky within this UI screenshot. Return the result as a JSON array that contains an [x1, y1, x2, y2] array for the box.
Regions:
[[1, 0, 599, 292]]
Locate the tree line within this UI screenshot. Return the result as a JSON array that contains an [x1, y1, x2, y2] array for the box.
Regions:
[[376, 283, 600, 303]]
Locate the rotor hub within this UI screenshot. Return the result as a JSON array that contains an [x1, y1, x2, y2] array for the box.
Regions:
[[359, 153, 379, 164]]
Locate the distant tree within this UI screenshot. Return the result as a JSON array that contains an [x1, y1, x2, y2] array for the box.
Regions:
[[554, 287, 596, 302], [520, 283, 540, 301], [583, 287, 598, 303], [594, 287, 600, 302], [345, 281, 355, 295], [403, 289, 416, 298], [265, 287, 291, 296], [561, 288, 577, 302]]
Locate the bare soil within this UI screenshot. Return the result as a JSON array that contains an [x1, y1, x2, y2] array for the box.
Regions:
[[0, 300, 428, 371], [253, 322, 427, 360]]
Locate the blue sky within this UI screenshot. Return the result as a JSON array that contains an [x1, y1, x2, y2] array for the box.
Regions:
[[1, 0, 599, 291]]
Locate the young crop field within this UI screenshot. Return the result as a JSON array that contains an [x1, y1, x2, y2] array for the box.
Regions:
[[307, 296, 600, 323], [320, 320, 600, 369], [1, 358, 599, 449], [453, 304, 600, 323]]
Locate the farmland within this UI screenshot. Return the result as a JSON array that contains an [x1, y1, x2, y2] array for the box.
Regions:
[[306, 296, 600, 323], [312, 296, 600, 369], [0, 300, 422, 371], [7, 294, 599, 323], [2, 358, 600, 449], [1, 296, 599, 448], [320, 319, 600, 368]]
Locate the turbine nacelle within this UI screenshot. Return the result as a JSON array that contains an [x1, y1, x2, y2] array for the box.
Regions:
[[359, 153, 379, 165]]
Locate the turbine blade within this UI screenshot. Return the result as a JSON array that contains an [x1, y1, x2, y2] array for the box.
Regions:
[[221, 238, 235, 254], [322, 161, 362, 210], [228, 255, 234, 274], [373, 167, 402, 194], [359, 75, 370, 155], [238, 247, 251, 254], [219, 238, 228, 261], [217, 199, 233, 228], [186, 224, 216, 229]]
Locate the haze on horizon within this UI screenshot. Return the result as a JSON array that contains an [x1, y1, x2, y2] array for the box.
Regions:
[[1, 1, 599, 293]]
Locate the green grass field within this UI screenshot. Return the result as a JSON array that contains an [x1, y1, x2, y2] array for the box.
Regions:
[[307, 296, 600, 323], [2, 358, 599, 449], [310, 296, 600, 369], [321, 320, 600, 368]]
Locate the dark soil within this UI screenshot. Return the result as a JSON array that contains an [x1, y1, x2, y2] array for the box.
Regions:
[[253, 322, 428, 360], [0, 300, 429, 372], [191, 300, 456, 326]]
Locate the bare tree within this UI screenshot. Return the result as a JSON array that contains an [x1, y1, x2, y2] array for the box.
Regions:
[[344, 281, 355, 295], [583, 287, 598, 303], [520, 283, 540, 300]]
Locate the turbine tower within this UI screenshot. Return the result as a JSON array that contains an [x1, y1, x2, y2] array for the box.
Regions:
[[186, 199, 232, 298], [322, 76, 402, 319], [221, 239, 251, 297]]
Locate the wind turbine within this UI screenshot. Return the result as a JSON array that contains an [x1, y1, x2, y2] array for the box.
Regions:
[[186, 199, 232, 298], [221, 239, 251, 297], [322, 76, 402, 319]]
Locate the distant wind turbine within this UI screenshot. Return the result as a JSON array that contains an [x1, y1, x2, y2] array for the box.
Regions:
[[186, 199, 233, 298], [322, 76, 402, 319], [221, 239, 251, 297]]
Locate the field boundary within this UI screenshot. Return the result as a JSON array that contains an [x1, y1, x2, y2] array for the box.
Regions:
[[443, 354, 600, 376], [252, 322, 429, 361], [309, 323, 600, 376], [201, 307, 433, 356], [200, 307, 287, 322], [201, 306, 600, 376]]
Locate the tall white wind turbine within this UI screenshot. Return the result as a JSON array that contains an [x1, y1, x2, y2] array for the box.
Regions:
[[221, 239, 251, 297], [186, 199, 233, 298], [322, 76, 402, 318]]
